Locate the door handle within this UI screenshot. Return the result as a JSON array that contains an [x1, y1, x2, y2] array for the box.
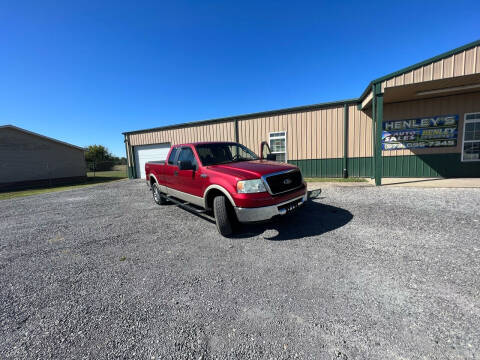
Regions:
[[174, 170, 178, 176]]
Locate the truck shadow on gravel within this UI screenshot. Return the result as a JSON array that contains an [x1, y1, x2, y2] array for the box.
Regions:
[[233, 200, 353, 241]]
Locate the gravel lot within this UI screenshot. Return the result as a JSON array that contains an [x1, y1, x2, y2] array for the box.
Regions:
[[1, 180, 479, 359]]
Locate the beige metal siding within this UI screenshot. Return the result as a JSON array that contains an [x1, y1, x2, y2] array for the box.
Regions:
[[381, 45, 480, 91], [129, 121, 235, 146], [128, 102, 377, 163], [0, 128, 86, 183], [237, 105, 347, 161], [348, 105, 373, 158], [238, 113, 289, 158], [382, 91, 480, 156]]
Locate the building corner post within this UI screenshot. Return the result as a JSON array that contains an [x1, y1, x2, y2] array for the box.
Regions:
[[343, 104, 348, 178], [371, 85, 376, 180], [124, 134, 135, 179], [374, 83, 383, 186]]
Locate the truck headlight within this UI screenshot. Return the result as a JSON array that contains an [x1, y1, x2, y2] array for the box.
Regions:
[[237, 179, 266, 194]]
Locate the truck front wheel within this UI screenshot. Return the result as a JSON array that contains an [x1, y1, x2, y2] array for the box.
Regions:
[[152, 183, 167, 205], [213, 195, 234, 236]]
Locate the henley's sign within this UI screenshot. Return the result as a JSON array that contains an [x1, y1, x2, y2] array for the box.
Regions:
[[382, 115, 458, 150]]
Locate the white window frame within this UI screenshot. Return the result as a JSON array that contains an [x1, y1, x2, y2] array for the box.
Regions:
[[461, 112, 480, 162], [268, 131, 287, 162]]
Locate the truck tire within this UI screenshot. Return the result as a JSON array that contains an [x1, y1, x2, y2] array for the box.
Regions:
[[213, 195, 233, 236], [152, 183, 167, 205]]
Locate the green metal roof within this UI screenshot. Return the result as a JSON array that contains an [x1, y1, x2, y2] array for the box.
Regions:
[[123, 98, 359, 135], [358, 39, 480, 101]]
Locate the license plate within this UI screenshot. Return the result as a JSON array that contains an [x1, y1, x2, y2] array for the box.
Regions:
[[282, 199, 300, 213]]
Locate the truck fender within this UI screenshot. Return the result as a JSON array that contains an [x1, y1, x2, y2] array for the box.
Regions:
[[149, 174, 167, 193], [149, 174, 160, 184], [203, 185, 236, 209]]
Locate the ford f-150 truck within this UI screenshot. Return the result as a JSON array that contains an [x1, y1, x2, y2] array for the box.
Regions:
[[145, 141, 308, 236]]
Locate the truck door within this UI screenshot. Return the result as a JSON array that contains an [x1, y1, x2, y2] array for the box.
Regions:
[[173, 146, 205, 199], [163, 147, 179, 189]]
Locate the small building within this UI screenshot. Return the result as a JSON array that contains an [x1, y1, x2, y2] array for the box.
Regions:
[[0, 125, 86, 190], [123, 40, 480, 184]]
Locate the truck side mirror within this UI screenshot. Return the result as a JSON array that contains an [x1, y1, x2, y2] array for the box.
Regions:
[[260, 141, 273, 160], [178, 160, 195, 171]]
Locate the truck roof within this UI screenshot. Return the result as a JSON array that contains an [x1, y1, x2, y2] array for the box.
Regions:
[[172, 141, 237, 147]]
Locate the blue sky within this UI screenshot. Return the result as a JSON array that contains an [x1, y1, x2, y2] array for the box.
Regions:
[[1, 1, 479, 156]]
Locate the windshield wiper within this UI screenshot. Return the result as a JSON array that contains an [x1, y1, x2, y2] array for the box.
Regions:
[[208, 158, 257, 165], [210, 160, 234, 165]]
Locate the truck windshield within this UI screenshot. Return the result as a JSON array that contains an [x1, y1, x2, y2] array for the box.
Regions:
[[195, 143, 259, 166]]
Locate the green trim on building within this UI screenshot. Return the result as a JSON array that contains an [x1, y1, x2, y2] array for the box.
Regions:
[[372, 84, 377, 180], [289, 157, 373, 178], [289, 153, 480, 179], [382, 153, 480, 178], [127, 142, 137, 179], [127, 166, 136, 179], [343, 104, 348, 178], [289, 158, 344, 178], [124, 134, 136, 179], [348, 157, 374, 178], [374, 92, 383, 186]]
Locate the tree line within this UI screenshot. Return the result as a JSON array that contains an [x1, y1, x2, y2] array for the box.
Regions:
[[85, 145, 127, 171]]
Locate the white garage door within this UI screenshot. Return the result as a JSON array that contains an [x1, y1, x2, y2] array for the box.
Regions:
[[134, 143, 171, 179]]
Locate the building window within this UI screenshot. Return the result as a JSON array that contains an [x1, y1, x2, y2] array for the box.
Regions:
[[462, 112, 480, 162], [269, 131, 287, 162]]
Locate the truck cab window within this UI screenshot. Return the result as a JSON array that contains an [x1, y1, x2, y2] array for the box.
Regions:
[[177, 147, 197, 169], [168, 148, 178, 165]]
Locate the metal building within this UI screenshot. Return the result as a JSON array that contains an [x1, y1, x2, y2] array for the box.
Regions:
[[123, 40, 480, 185], [0, 125, 86, 189]]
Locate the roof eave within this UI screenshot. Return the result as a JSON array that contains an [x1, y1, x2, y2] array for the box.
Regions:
[[358, 38, 480, 102], [0, 125, 85, 151], [122, 98, 360, 135]]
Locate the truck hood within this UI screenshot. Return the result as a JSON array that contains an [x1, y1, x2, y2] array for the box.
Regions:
[[206, 160, 299, 179]]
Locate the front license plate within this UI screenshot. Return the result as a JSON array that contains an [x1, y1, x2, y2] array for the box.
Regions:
[[281, 199, 301, 213]]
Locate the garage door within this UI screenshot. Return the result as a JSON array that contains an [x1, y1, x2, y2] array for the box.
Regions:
[[134, 143, 171, 179]]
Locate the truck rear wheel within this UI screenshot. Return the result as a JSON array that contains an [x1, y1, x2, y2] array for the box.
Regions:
[[152, 183, 167, 205], [213, 195, 234, 236]]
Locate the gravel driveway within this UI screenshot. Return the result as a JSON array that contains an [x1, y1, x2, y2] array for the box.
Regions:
[[1, 180, 479, 359]]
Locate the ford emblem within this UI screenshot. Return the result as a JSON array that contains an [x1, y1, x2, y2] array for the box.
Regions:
[[283, 178, 292, 185]]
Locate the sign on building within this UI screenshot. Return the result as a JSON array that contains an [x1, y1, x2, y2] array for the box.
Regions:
[[382, 115, 458, 150]]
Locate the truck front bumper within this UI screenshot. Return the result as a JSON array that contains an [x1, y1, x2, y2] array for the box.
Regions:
[[234, 193, 308, 223]]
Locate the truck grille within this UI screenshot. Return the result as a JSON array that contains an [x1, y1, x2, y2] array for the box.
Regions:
[[264, 170, 303, 195]]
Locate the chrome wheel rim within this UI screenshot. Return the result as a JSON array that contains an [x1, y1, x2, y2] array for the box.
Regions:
[[153, 186, 160, 202]]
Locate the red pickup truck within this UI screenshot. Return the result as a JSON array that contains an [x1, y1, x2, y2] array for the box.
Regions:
[[145, 142, 308, 236]]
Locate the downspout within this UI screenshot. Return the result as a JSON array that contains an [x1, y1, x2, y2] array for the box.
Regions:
[[374, 83, 383, 186], [343, 103, 348, 178], [234, 118, 239, 143], [234, 118, 239, 157], [371, 84, 376, 180]]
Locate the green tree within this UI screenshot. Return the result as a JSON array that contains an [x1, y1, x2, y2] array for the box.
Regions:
[[85, 145, 115, 171], [85, 145, 113, 162]]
